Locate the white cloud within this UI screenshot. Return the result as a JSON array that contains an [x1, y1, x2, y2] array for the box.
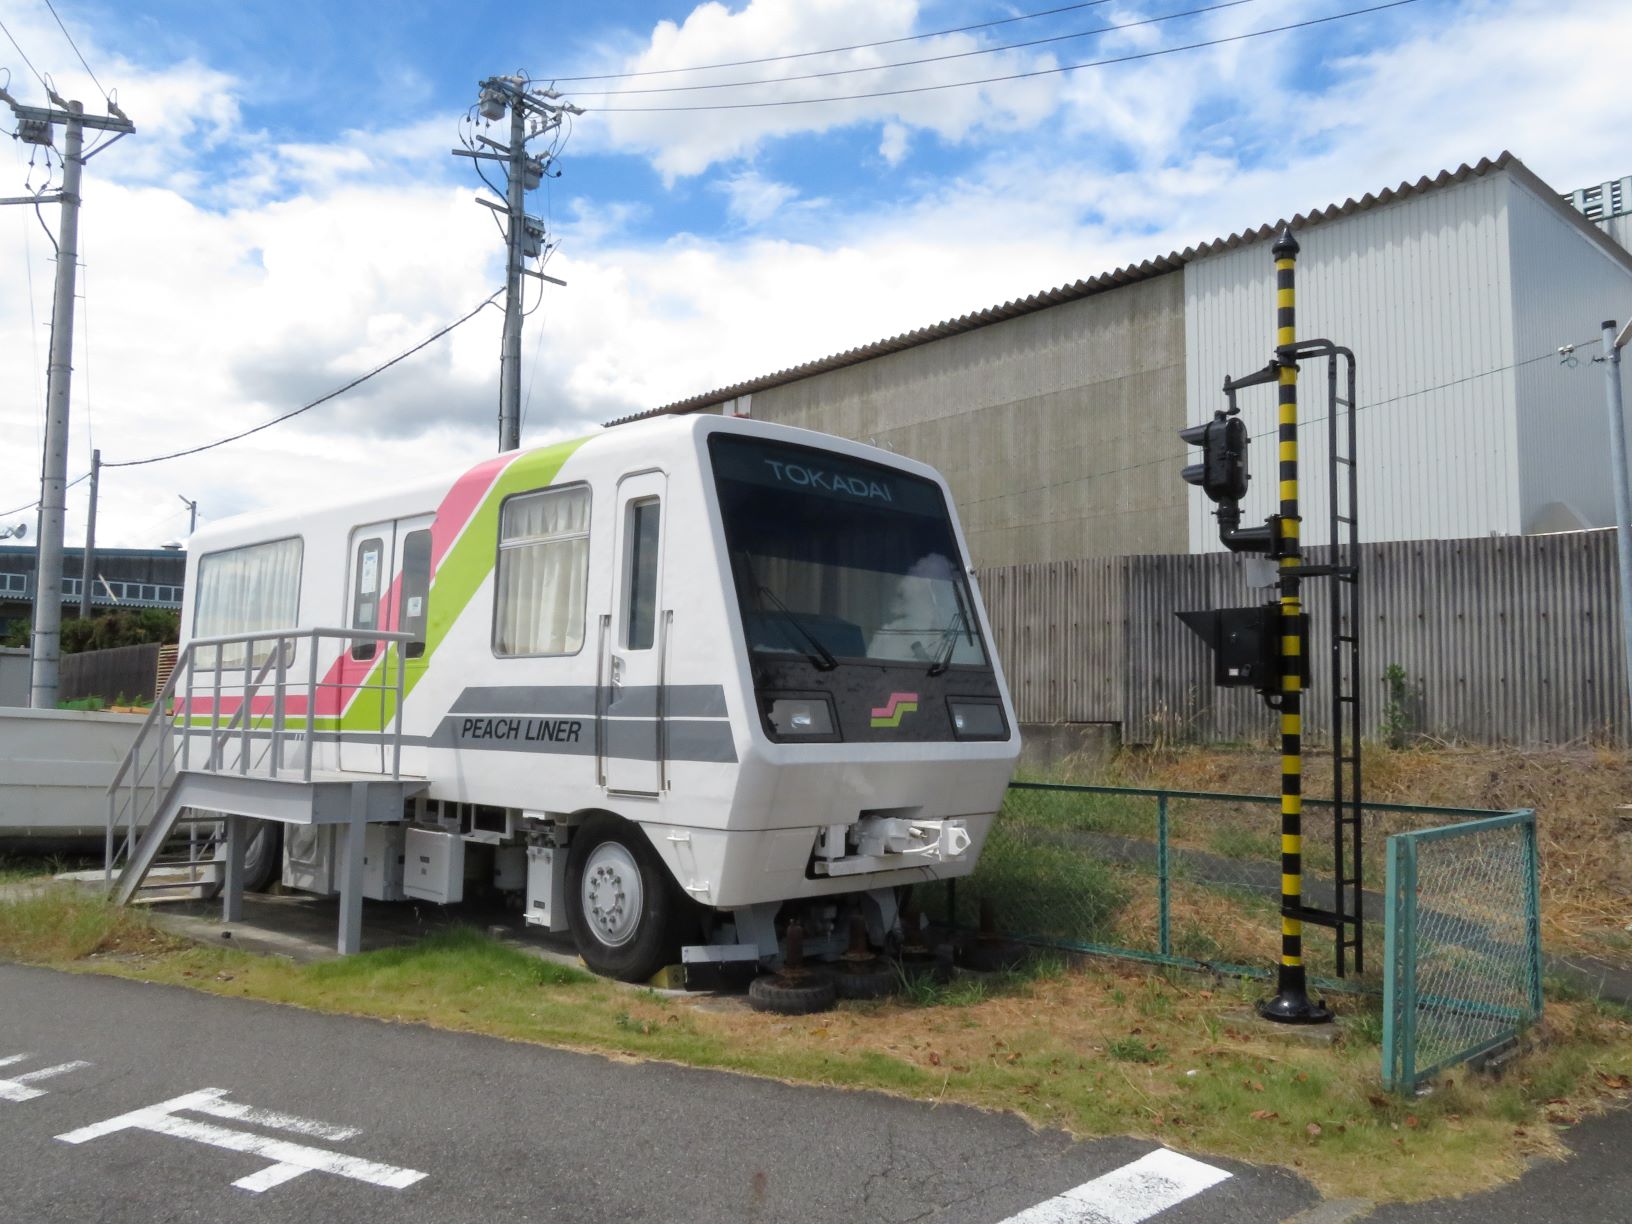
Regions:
[[878, 121, 909, 166], [570, 0, 1070, 181], [719, 169, 799, 225], [2, 0, 1629, 560]]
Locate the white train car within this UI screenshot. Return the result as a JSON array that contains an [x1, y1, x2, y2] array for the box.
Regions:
[[180, 414, 1020, 979]]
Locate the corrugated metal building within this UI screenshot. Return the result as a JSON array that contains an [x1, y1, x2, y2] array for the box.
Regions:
[[610, 153, 1632, 570]]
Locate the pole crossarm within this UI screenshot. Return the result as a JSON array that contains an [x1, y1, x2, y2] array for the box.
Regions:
[[0, 96, 134, 134]]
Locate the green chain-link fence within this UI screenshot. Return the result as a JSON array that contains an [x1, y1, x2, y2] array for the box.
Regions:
[[1381, 810, 1543, 1093], [931, 782, 1537, 997]]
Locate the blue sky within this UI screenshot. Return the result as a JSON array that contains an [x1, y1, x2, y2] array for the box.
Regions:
[[0, 0, 1625, 544]]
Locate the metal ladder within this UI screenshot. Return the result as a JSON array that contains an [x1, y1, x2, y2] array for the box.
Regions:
[[1281, 341, 1365, 976], [1325, 349, 1364, 976]]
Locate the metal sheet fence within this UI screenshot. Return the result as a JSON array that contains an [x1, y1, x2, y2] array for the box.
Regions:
[[1382, 811, 1543, 1093], [975, 528, 1626, 745]]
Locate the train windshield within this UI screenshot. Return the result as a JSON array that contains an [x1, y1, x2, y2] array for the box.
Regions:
[[709, 433, 988, 670]]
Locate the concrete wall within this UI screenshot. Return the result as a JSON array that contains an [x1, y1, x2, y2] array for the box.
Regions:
[[0, 707, 144, 839], [0, 647, 27, 707], [737, 271, 1189, 568]]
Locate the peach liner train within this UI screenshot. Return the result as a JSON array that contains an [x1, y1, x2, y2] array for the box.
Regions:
[[178, 414, 1020, 979]]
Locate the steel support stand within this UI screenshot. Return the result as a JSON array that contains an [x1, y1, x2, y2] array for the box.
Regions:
[[222, 815, 246, 924], [1260, 229, 1332, 1025], [338, 783, 368, 955]]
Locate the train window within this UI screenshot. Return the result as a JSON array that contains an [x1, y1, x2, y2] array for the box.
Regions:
[[350, 537, 384, 660], [494, 485, 590, 657], [623, 498, 660, 651], [399, 529, 432, 659], [193, 536, 303, 669]]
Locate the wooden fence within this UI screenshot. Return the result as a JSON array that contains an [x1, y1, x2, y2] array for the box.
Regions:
[[977, 529, 1625, 746]]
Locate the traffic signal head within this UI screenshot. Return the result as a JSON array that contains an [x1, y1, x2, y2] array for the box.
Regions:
[[1179, 412, 1250, 504]]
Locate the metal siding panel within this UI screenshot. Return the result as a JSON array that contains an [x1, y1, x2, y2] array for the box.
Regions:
[[1507, 176, 1632, 533], [1184, 173, 1519, 552], [979, 529, 1627, 745]]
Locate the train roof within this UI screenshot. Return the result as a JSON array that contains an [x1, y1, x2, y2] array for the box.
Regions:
[[185, 413, 943, 557]]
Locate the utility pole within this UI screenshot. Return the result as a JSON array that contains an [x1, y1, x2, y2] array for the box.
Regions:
[[0, 84, 133, 708], [178, 494, 197, 535], [454, 75, 581, 453], [78, 448, 99, 619], [1599, 319, 1632, 728]]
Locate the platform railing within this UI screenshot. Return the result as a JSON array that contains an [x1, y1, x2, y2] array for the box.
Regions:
[[105, 626, 414, 886]]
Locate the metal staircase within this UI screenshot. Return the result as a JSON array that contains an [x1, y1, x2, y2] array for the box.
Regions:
[[106, 626, 426, 953]]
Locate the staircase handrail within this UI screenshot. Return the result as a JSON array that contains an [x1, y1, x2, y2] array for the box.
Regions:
[[104, 626, 417, 885]]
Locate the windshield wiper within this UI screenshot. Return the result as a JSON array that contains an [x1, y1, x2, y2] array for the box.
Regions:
[[927, 584, 976, 677], [926, 610, 964, 676], [754, 582, 839, 672]]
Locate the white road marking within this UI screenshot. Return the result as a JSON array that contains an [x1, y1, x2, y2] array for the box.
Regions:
[[1000, 1148, 1232, 1224], [189, 1091, 361, 1140], [56, 1088, 427, 1193], [0, 1054, 92, 1102]]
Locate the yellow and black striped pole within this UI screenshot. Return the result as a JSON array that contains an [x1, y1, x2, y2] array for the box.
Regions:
[[1260, 228, 1331, 1025]]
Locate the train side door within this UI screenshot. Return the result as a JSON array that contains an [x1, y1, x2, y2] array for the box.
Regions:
[[391, 515, 435, 774], [338, 520, 396, 773], [338, 515, 434, 774], [602, 472, 667, 795]]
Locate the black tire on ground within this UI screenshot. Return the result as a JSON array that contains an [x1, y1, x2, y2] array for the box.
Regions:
[[566, 813, 689, 983], [957, 938, 1029, 974], [748, 971, 837, 1015], [241, 821, 282, 893], [831, 959, 899, 1000]]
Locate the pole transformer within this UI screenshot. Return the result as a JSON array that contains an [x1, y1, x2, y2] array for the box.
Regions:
[[0, 85, 133, 707], [455, 75, 581, 454]]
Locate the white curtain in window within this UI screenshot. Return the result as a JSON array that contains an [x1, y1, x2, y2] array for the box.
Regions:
[[495, 488, 590, 655], [194, 537, 302, 666]]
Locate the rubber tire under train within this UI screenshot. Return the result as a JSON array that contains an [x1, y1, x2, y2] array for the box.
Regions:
[[566, 813, 689, 983]]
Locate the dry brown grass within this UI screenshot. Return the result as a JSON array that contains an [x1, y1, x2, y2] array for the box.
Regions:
[[1107, 743, 1632, 962]]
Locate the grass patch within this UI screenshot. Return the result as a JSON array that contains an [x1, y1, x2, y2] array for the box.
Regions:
[[0, 883, 177, 962], [1, 886, 1629, 1203]]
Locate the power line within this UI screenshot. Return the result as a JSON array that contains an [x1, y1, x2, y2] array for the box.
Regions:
[[956, 337, 1604, 514], [1, 471, 88, 521], [588, 0, 1422, 113], [572, 0, 1258, 97], [0, 14, 49, 93], [41, 0, 107, 101], [551, 0, 1121, 82], [106, 289, 503, 469]]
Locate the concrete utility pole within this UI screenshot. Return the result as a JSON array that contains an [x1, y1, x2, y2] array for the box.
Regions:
[[0, 85, 134, 707], [454, 75, 581, 453], [78, 448, 99, 619], [1600, 319, 1632, 726]]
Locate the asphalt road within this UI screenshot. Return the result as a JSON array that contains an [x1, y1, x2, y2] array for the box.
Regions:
[[0, 963, 1315, 1223], [0, 963, 1626, 1223]]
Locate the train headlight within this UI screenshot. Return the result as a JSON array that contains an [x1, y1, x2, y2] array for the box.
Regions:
[[947, 700, 1007, 740], [767, 696, 835, 737]]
